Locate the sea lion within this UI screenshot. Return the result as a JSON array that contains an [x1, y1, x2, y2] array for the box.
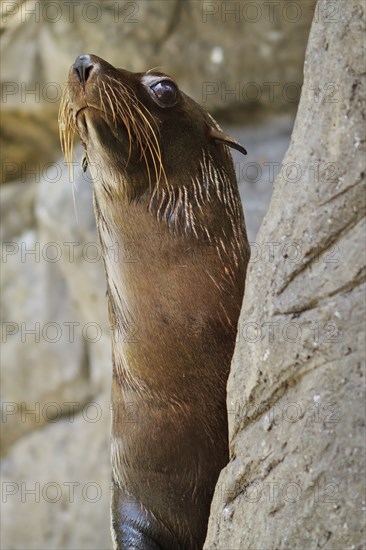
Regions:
[[59, 54, 250, 549]]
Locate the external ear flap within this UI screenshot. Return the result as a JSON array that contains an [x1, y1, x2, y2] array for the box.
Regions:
[[208, 127, 247, 156], [82, 152, 88, 173]]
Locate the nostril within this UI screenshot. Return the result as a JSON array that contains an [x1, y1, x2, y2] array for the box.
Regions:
[[83, 63, 93, 82], [73, 54, 94, 84]]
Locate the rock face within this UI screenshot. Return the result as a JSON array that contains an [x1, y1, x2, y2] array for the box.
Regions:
[[205, 1, 366, 548], [1, 0, 314, 182], [0, 158, 113, 549], [2, 0, 314, 109]]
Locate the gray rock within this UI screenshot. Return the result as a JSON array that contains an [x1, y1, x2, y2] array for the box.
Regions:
[[229, 113, 295, 242], [205, 1, 366, 548], [1, 391, 112, 550], [1, 153, 110, 433], [1, 0, 314, 110], [1, 156, 113, 548], [0, 181, 36, 241]]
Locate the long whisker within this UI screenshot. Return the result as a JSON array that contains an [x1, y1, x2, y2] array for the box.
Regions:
[[58, 89, 78, 221], [133, 97, 168, 188], [107, 83, 132, 162], [106, 76, 166, 189], [102, 81, 116, 124]]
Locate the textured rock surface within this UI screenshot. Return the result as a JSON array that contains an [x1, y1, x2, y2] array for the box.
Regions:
[[1, 0, 314, 182], [2, 0, 313, 108], [205, 1, 366, 548], [1, 158, 112, 548], [1, 396, 112, 550]]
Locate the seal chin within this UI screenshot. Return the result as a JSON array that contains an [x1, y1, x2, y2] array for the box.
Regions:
[[74, 105, 112, 142]]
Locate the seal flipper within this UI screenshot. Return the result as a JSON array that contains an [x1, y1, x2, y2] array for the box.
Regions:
[[111, 483, 179, 550], [208, 126, 247, 155], [112, 498, 162, 550], [114, 523, 162, 550]]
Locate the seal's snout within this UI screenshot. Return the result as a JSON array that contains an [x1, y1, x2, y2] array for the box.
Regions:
[[73, 54, 94, 84]]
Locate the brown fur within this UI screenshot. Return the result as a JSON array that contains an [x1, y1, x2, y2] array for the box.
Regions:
[[60, 54, 250, 549]]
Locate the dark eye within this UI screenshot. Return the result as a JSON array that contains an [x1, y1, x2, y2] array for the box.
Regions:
[[150, 80, 179, 107]]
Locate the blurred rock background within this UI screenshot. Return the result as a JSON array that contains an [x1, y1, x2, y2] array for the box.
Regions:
[[1, 1, 314, 548]]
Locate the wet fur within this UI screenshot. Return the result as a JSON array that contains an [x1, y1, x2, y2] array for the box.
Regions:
[[59, 55, 250, 549]]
